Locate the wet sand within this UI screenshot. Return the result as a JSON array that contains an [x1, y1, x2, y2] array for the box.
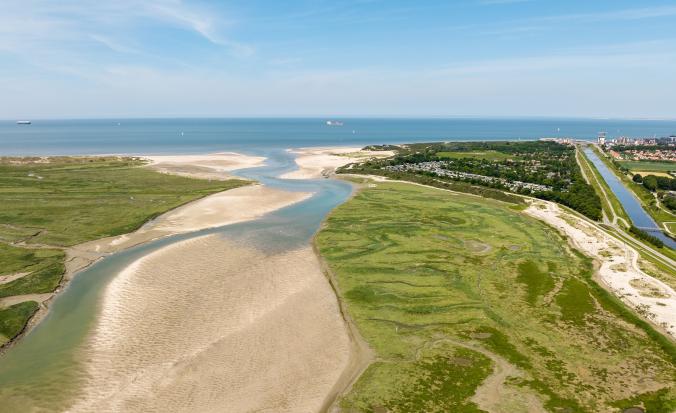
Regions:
[[69, 235, 351, 412], [144, 152, 266, 181]]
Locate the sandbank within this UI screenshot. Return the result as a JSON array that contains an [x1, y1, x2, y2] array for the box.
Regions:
[[281, 147, 394, 180], [70, 235, 351, 412], [144, 152, 266, 181], [526, 200, 676, 338]]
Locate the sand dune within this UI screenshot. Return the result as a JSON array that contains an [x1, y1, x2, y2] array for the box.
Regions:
[[69, 235, 351, 413], [526, 200, 676, 338]]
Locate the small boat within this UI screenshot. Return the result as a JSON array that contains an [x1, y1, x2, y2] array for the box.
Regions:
[[16, 120, 31, 125], [326, 120, 344, 126]]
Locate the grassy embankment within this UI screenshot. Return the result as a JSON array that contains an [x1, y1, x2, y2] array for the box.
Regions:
[[576, 147, 630, 226], [317, 180, 676, 413], [0, 157, 248, 345], [575, 148, 676, 283]]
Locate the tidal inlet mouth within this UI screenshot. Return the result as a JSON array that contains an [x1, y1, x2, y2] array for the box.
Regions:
[[70, 234, 351, 412]]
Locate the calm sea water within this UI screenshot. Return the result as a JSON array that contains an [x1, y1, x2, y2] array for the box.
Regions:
[[1, 118, 676, 155]]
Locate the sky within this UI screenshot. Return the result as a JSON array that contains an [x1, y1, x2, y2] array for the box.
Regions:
[[1, 0, 676, 119]]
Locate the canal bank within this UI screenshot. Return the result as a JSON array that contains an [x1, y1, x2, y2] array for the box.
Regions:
[[583, 147, 676, 249]]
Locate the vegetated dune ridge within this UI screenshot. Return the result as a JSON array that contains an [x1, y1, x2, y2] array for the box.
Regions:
[[526, 200, 676, 339], [281, 147, 395, 179], [68, 234, 351, 412]]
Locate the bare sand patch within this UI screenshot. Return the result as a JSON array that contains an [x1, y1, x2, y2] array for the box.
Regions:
[[69, 235, 351, 413], [0, 272, 30, 285], [282, 147, 394, 180], [0, 293, 51, 307], [525, 200, 676, 338], [144, 152, 265, 181]]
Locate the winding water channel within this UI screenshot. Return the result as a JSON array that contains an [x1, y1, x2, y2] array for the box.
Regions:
[[0, 149, 353, 410], [583, 147, 676, 249]]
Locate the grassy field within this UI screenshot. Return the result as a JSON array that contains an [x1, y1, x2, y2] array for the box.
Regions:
[[317, 180, 675, 413], [617, 160, 676, 173], [0, 156, 249, 346]]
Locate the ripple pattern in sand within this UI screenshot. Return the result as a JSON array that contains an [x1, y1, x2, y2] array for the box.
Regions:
[[69, 234, 350, 412]]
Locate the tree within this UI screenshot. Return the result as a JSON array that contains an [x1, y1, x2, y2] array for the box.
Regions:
[[642, 175, 658, 191], [632, 174, 643, 183]]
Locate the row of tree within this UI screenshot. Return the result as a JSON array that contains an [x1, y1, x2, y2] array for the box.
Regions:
[[633, 174, 676, 191]]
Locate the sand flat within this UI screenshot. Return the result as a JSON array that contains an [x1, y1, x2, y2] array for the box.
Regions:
[[69, 235, 351, 413], [144, 152, 266, 181], [281, 147, 394, 180], [66, 185, 311, 276]]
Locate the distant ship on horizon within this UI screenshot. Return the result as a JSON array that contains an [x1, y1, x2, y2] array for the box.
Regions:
[[16, 120, 31, 125], [325, 120, 344, 126]]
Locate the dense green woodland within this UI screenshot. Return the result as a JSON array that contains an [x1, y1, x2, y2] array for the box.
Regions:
[[351, 142, 602, 220]]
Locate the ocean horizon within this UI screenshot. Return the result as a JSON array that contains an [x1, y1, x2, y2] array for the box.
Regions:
[[2, 117, 675, 156]]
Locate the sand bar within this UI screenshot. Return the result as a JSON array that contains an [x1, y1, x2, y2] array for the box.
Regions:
[[526, 200, 676, 338], [281, 147, 394, 180], [144, 152, 266, 181], [69, 235, 351, 412]]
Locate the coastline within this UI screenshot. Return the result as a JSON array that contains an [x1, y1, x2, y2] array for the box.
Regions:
[[0, 152, 309, 355], [281, 147, 395, 180]]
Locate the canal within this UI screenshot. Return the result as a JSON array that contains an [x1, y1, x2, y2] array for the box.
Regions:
[[583, 147, 675, 249]]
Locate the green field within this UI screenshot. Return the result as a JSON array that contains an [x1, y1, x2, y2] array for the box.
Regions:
[[617, 160, 676, 173], [317, 180, 675, 413], [0, 157, 249, 346]]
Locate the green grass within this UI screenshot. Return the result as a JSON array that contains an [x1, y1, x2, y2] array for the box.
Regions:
[[0, 301, 39, 345], [436, 150, 516, 161], [0, 156, 250, 346], [617, 160, 676, 173], [316, 181, 676, 412], [0, 157, 249, 246]]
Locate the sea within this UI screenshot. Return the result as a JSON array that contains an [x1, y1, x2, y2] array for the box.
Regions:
[[1, 117, 676, 155]]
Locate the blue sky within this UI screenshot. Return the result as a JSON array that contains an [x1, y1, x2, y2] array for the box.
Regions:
[[1, 0, 676, 119]]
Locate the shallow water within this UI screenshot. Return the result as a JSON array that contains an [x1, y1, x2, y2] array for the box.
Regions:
[[0, 148, 352, 410], [583, 147, 675, 249]]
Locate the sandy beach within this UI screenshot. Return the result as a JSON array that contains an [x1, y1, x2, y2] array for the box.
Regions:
[[144, 152, 266, 181], [281, 147, 394, 180], [69, 235, 351, 412], [526, 200, 676, 338]]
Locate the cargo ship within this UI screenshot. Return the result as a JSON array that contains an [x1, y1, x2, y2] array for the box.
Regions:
[[16, 120, 31, 125]]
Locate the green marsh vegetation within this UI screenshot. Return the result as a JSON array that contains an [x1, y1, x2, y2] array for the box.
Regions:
[[317, 181, 675, 412], [0, 156, 248, 346]]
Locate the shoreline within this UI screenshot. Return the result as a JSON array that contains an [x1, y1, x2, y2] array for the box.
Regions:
[[281, 147, 395, 180], [0, 152, 309, 355]]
